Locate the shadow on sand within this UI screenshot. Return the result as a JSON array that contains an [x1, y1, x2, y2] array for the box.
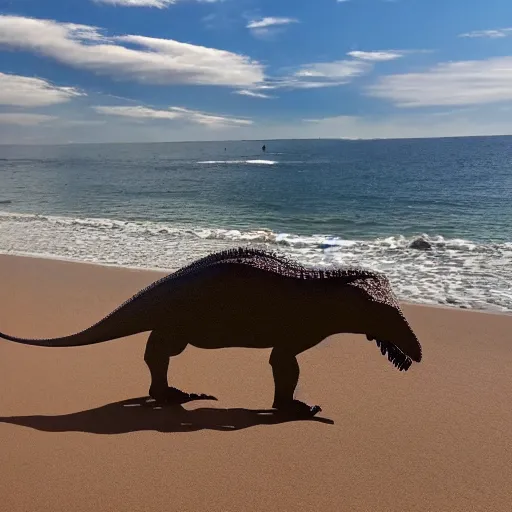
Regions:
[[0, 396, 334, 434]]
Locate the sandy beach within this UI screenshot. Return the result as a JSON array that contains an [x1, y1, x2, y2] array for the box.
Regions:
[[0, 253, 511, 512]]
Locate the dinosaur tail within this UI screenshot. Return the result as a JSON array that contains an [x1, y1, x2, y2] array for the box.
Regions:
[[0, 290, 157, 348], [0, 328, 128, 347]]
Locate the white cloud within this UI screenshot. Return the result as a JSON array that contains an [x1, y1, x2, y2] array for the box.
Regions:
[[247, 17, 298, 29], [0, 15, 264, 88], [246, 50, 414, 93], [0, 72, 83, 107], [294, 59, 369, 79], [0, 113, 56, 125], [367, 56, 512, 107], [247, 16, 299, 40], [234, 89, 273, 99], [93, 105, 253, 127], [459, 28, 512, 39], [273, 59, 370, 88], [237, 59, 371, 95], [348, 50, 405, 61], [169, 107, 252, 126], [94, 0, 222, 7], [94, 105, 181, 120]]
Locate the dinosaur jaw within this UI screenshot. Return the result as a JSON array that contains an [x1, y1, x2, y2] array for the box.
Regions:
[[365, 333, 413, 371]]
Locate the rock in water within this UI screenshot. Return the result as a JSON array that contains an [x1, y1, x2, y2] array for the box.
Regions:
[[409, 237, 432, 250]]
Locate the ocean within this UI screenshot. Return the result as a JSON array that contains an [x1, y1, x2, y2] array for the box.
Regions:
[[0, 136, 511, 312]]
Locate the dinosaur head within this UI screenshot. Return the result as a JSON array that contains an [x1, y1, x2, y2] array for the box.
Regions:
[[364, 301, 422, 368], [339, 274, 423, 371]]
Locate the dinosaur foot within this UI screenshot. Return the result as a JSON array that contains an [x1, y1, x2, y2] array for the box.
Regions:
[[273, 399, 322, 418], [149, 386, 217, 405]]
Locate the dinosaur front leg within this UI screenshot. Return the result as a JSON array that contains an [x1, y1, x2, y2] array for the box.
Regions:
[[269, 348, 321, 417], [144, 330, 216, 405]]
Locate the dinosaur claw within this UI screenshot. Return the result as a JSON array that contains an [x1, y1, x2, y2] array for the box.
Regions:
[[149, 387, 217, 405], [190, 393, 217, 401], [310, 405, 322, 415], [274, 400, 322, 418]]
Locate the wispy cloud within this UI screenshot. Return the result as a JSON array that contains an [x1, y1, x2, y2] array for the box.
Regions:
[[247, 17, 298, 29], [94, 105, 181, 120], [0, 72, 83, 107], [93, 0, 223, 8], [247, 16, 298, 39], [295, 59, 369, 78], [367, 56, 512, 107], [93, 105, 253, 127], [0, 15, 264, 88], [459, 28, 512, 38], [239, 58, 372, 96], [266, 50, 415, 91], [0, 113, 56, 125], [348, 50, 405, 61], [283, 59, 371, 88], [234, 89, 274, 99]]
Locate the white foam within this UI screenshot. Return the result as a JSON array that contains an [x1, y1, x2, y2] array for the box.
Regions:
[[245, 160, 277, 165], [197, 160, 277, 165], [1, 211, 511, 312], [197, 160, 245, 164]]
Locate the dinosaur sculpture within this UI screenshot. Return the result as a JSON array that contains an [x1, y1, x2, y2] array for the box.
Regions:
[[0, 248, 422, 417]]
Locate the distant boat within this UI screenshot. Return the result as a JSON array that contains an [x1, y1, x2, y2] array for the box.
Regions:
[[262, 144, 266, 152]]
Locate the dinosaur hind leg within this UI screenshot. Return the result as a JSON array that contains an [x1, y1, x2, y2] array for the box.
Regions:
[[269, 348, 321, 417], [144, 330, 216, 405]]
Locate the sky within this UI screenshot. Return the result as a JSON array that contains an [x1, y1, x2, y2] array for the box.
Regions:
[[1, 0, 512, 143]]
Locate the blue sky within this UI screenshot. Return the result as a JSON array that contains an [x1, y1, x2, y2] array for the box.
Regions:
[[0, 0, 512, 143]]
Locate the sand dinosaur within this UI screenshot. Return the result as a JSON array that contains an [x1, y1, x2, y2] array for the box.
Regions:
[[0, 248, 422, 417]]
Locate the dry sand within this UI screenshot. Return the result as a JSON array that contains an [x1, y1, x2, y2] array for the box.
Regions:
[[0, 254, 511, 512]]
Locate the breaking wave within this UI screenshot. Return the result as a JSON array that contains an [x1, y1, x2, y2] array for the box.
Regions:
[[1, 210, 511, 313], [197, 160, 277, 165]]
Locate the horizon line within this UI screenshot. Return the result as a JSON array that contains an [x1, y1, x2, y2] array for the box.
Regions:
[[1, 133, 512, 147]]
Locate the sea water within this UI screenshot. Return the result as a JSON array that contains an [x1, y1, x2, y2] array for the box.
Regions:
[[0, 137, 511, 312]]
